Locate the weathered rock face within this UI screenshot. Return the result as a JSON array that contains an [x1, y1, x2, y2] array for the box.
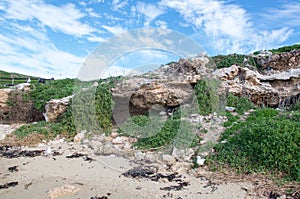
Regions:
[[130, 82, 193, 109], [0, 83, 33, 122], [0, 89, 11, 120], [256, 51, 300, 71], [113, 51, 300, 114], [213, 64, 300, 107], [112, 57, 211, 123], [44, 96, 72, 122]]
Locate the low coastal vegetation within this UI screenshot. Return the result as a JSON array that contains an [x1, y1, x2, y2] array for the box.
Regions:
[[208, 108, 300, 181], [1, 44, 299, 185]]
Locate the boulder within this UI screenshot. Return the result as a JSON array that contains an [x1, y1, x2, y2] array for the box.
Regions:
[[130, 82, 192, 109], [212, 64, 239, 80], [44, 95, 72, 122]]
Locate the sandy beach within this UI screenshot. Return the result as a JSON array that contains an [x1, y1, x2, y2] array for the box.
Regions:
[[0, 141, 255, 199]]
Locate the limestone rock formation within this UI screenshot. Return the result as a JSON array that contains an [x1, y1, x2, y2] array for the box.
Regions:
[[0, 89, 11, 120], [44, 96, 72, 122], [113, 51, 299, 115], [0, 83, 32, 121], [256, 51, 300, 71], [213, 64, 300, 107], [111, 57, 211, 123]]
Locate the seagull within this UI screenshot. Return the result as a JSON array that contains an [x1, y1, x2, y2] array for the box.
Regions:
[[45, 146, 52, 156]]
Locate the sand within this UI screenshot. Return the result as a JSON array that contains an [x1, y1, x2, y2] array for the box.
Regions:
[[0, 142, 255, 199]]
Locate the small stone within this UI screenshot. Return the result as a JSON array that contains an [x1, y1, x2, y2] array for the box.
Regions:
[[134, 151, 145, 161], [191, 114, 199, 118], [122, 142, 132, 150], [110, 132, 118, 138], [160, 178, 169, 183], [199, 151, 209, 157], [103, 143, 115, 155], [37, 143, 45, 147], [112, 136, 126, 144], [171, 162, 192, 174], [225, 106, 236, 112], [73, 131, 85, 143], [144, 152, 157, 163], [161, 154, 176, 165], [244, 112, 251, 116], [47, 185, 80, 199], [159, 111, 167, 116], [200, 140, 207, 145]]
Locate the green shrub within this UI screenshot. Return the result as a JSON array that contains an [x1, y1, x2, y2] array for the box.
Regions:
[[95, 84, 113, 134], [208, 108, 300, 181], [223, 112, 239, 127], [212, 54, 259, 69], [195, 79, 224, 115], [290, 100, 300, 111], [227, 93, 255, 114], [56, 104, 76, 138], [13, 121, 63, 139], [72, 81, 113, 135], [270, 44, 300, 54], [119, 109, 195, 149], [30, 79, 74, 111]]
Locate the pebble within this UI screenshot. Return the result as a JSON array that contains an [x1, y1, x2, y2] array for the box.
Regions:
[[161, 154, 176, 165]]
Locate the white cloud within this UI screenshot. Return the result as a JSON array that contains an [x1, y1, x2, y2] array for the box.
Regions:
[[87, 35, 106, 43], [159, 0, 251, 39], [0, 23, 84, 78], [101, 65, 141, 78], [159, 0, 294, 54], [1, 0, 94, 37], [85, 7, 101, 18], [261, 2, 300, 27], [112, 0, 129, 11], [136, 2, 165, 27], [102, 25, 127, 35], [155, 20, 168, 29]]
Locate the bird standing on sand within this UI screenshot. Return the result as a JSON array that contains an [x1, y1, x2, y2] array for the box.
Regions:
[[45, 145, 52, 156]]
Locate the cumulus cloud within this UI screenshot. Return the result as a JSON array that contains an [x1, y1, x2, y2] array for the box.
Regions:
[[1, 0, 94, 37], [159, 0, 294, 54]]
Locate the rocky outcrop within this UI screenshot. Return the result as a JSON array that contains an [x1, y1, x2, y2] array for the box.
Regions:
[[130, 82, 193, 109], [213, 65, 300, 107], [44, 96, 72, 122], [112, 57, 211, 122], [0, 83, 32, 122], [113, 51, 299, 114], [0, 89, 11, 120], [256, 50, 300, 71]]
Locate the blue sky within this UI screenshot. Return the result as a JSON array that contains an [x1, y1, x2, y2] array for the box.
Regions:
[[0, 0, 299, 78]]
